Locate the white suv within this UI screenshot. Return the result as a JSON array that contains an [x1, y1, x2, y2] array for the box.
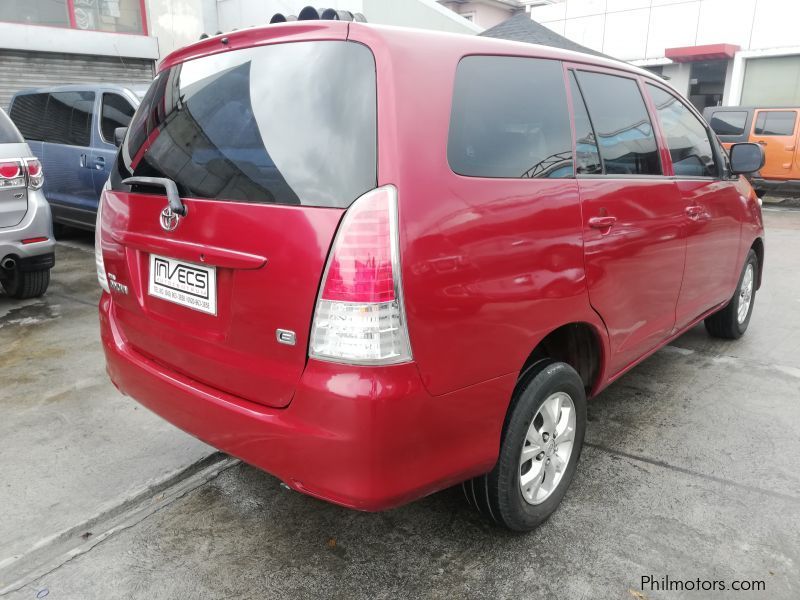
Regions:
[[0, 107, 54, 298]]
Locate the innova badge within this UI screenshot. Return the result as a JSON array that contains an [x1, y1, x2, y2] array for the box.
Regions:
[[160, 206, 180, 232]]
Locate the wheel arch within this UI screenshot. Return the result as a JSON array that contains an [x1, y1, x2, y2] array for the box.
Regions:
[[518, 322, 605, 398]]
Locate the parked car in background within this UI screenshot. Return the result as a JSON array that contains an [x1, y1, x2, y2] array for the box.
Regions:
[[705, 105, 800, 195], [0, 107, 54, 298], [8, 84, 147, 232], [97, 21, 765, 532]]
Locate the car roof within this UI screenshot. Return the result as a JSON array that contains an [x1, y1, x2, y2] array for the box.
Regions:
[[159, 20, 661, 85], [11, 83, 149, 100]]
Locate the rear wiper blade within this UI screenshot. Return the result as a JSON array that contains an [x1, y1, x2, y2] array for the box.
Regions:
[[122, 176, 187, 216]]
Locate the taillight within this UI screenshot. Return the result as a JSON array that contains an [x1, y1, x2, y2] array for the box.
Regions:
[[0, 158, 44, 190], [24, 158, 44, 190], [96, 181, 110, 293], [309, 185, 412, 364], [0, 161, 24, 189]]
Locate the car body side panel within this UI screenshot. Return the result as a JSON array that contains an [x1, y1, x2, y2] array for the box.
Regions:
[[350, 26, 603, 398]]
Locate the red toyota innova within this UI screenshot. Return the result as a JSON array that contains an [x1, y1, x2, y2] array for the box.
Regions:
[[97, 18, 766, 531]]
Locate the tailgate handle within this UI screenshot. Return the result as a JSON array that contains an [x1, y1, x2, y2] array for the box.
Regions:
[[123, 176, 187, 216]]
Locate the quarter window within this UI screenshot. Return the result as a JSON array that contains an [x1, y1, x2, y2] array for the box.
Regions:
[[101, 94, 136, 144], [43, 92, 95, 147], [9, 93, 49, 141], [448, 56, 574, 179], [574, 71, 661, 176], [709, 111, 747, 136], [754, 111, 796, 136], [647, 84, 717, 178]]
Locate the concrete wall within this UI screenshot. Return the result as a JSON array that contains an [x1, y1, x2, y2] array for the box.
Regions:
[[531, 0, 800, 61], [147, 0, 217, 58], [216, 0, 480, 34]]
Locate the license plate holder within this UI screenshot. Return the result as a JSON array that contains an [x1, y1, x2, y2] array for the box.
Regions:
[[148, 254, 217, 315]]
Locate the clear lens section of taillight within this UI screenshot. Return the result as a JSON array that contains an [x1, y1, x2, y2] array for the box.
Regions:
[[96, 182, 110, 293], [24, 158, 44, 190], [309, 185, 412, 365], [0, 160, 25, 189]]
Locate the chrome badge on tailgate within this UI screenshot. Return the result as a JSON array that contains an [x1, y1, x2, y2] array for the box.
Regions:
[[148, 254, 217, 315]]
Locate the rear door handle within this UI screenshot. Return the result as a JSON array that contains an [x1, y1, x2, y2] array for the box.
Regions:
[[757, 141, 768, 146], [79, 153, 88, 168], [94, 156, 105, 170], [588, 216, 617, 229]]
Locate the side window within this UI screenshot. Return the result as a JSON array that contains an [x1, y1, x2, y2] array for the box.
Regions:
[[647, 84, 717, 178], [754, 111, 796, 136], [709, 111, 747, 136], [568, 72, 602, 175], [44, 91, 95, 147], [101, 93, 136, 144], [448, 55, 573, 179], [574, 71, 661, 175], [9, 93, 49, 141]]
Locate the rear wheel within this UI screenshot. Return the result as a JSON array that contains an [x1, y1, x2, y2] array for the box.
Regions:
[[1, 267, 51, 299], [705, 249, 758, 339], [463, 361, 587, 531]]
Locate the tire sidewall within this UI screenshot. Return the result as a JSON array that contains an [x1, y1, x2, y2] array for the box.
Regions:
[[494, 362, 587, 531], [733, 250, 759, 335]]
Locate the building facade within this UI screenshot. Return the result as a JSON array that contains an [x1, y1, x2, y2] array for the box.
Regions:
[[0, 1, 161, 109], [530, 0, 800, 110]]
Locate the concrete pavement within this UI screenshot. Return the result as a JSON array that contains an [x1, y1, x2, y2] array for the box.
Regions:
[[2, 210, 799, 599]]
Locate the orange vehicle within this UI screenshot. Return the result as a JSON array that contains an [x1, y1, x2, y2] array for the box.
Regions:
[[705, 106, 800, 195]]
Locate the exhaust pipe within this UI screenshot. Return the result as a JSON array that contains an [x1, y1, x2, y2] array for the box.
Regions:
[[1, 257, 16, 271]]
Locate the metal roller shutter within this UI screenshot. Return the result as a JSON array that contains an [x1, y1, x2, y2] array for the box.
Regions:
[[0, 50, 154, 111]]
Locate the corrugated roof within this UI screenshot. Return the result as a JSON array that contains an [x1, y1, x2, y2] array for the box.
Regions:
[[480, 12, 606, 58]]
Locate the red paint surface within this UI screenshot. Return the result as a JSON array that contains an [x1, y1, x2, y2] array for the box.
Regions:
[[99, 22, 765, 510], [665, 43, 740, 62]]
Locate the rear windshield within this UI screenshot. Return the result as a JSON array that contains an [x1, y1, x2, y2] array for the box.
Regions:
[[0, 109, 24, 144], [112, 41, 377, 208]]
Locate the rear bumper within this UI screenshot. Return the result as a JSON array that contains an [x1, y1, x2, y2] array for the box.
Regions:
[[100, 294, 515, 510], [0, 189, 56, 263]]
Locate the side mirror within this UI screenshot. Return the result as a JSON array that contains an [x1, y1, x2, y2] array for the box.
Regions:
[[113, 127, 128, 147], [729, 142, 765, 175]]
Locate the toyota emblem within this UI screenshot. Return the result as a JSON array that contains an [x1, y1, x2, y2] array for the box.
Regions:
[[160, 206, 180, 232]]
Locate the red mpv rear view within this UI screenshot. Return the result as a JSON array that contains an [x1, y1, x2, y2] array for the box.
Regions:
[[98, 20, 765, 531]]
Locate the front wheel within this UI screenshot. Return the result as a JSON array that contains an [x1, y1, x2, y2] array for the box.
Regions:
[[463, 361, 587, 532], [1, 267, 51, 299], [705, 249, 758, 339]]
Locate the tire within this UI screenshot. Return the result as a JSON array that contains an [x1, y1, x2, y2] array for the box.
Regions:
[[1, 268, 51, 299], [704, 249, 758, 340], [463, 361, 587, 532]]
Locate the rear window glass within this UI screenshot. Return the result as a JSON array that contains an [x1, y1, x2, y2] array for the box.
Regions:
[[114, 41, 377, 208], [447, 55, 573, 179], [709, 111, 747, 136], [754, 111, 796, 136], [44, 91, 95, 147], [0, 109, 23, 144]]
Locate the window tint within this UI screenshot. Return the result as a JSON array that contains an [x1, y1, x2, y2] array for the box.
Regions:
[[569, 72, 602, 175], [574, 71, 661, 175], [0, 109, 24, 144], [448, 56, 573, 179], [115, 41, 376, 208], [754, 111, 796, 136], [101, 93, 135, 144], [709, 111, 747, 136], [647, 84, 717, 178], [43, 92, 95, 147], [9, 93, 49, 141]]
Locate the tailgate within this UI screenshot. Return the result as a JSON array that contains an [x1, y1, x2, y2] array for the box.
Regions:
[[101, 35, 377, 408]]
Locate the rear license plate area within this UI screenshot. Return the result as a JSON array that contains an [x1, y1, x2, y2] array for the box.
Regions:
[[148, 254, 217, 315]]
